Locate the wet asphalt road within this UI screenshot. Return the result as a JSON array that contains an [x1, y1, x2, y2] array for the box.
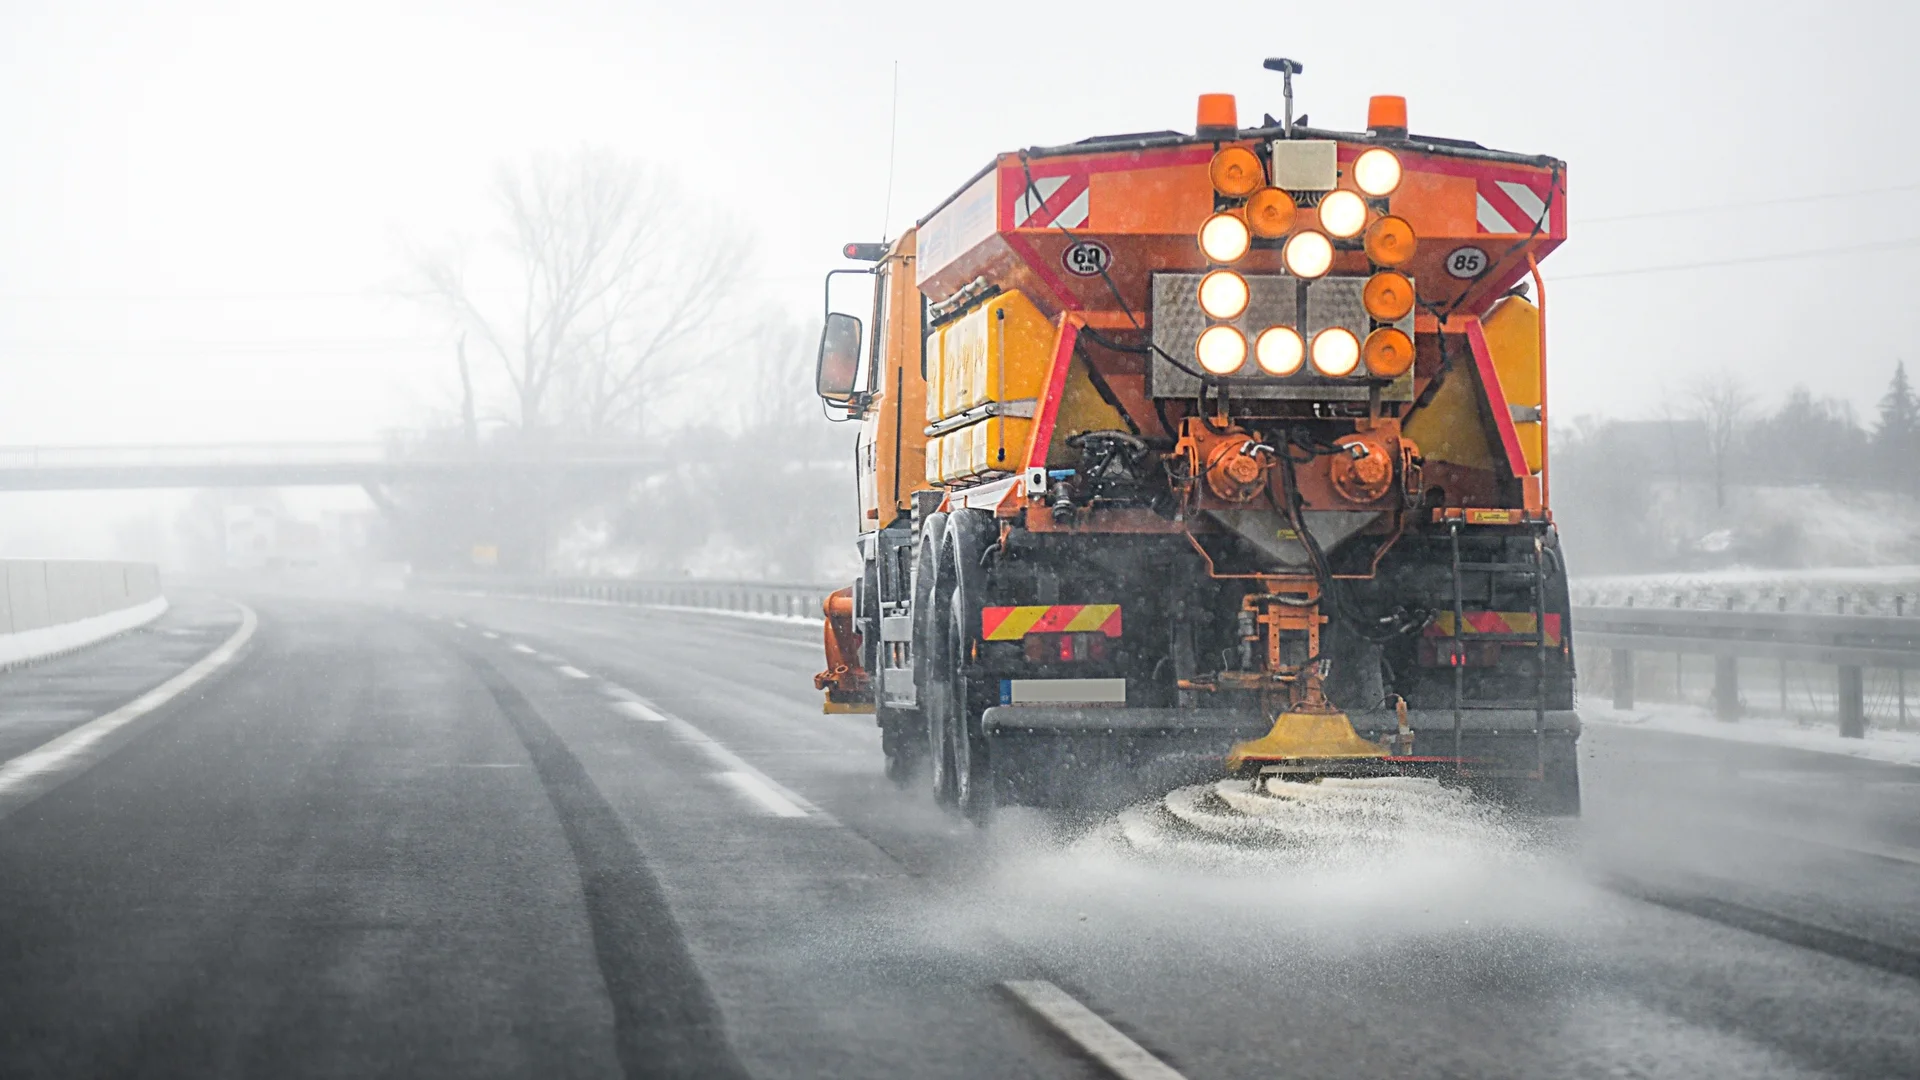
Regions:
[[1, 589, 1917, 1079]]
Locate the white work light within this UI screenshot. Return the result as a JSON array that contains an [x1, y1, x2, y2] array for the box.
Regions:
[[1196, 325, 1248, 375], [1255, 326, 1305, 375], [1317, 189, 1368, 239], [1197, 270, 1250, 320], [1198, 213, 1252, 264], [1310, 327, 1361, 376], [1353, 148, 1403, 197], [1282, 231, 1334, 279]]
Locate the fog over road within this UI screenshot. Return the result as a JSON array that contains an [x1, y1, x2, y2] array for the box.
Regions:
[[2, 593, 1917, 1079]]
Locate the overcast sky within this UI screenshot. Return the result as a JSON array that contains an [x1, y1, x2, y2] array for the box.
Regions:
[[2, 0, 1915, 454]]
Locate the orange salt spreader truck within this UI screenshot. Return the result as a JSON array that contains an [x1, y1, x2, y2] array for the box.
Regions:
[[813, 60, 1577, 821]]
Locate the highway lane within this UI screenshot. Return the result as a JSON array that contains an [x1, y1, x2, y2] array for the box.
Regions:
[[1, 589, 1918, 1078]]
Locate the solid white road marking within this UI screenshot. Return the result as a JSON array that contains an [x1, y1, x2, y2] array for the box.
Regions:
[[555, 665, 591, 679], [718, 770, 807, 817], [510, 644, 536, 655], [1001, 981, 1189, 1080], [612, 701, 666, 723], [0, 602, 260, 818]]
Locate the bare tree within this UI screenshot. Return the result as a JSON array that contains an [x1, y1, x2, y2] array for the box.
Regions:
[[411, 148, 743, 440], [1690, 371, 1755, 510]]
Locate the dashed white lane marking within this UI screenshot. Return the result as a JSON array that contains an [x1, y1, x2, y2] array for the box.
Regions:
[[600, 684, 641, 702], [453, 621, 469, 629], [481, 631, 498, 640], [718, 770, 808, 817], [510, 644, 536, 655], [601, 684, 820, 818], [1001, 981, 1188, 1080], [555, 665, 592, 679], [0, 603, 260, 819], [612, 701, 666, 723]]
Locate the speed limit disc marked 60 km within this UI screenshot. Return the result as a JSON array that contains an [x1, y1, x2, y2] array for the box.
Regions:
[[1062, 240, 1113, 277]]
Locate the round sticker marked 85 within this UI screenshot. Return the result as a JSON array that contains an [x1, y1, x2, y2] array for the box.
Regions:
[[1062, 240, 1113, 277], [1444, 246, 1489, 279]]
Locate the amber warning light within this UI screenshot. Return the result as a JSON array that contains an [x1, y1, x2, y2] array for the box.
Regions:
[[1195, 93, 1238, 138], [843, 242, 887, 261]]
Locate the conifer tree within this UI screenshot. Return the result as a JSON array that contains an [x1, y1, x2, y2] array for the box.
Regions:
[[1876, 361, 1918, 492]]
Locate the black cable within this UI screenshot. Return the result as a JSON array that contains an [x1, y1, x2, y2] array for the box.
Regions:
[[1438, 160, 1561, 322], [1019, 153, 1234, 394]]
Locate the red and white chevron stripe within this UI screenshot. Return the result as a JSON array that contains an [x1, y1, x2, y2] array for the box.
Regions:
[[1013, 173, 1091, 230], [1475, 177, 1552, 235]]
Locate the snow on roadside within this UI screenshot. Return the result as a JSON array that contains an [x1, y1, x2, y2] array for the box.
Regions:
[[0, 596, 171, 669], [1585, 699, 1920, 768]]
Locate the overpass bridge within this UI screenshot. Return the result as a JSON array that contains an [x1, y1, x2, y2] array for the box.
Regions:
[[0, 442, 666, 491]]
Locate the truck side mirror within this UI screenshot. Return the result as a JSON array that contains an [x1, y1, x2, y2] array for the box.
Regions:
[[816, 312, 864, 401]]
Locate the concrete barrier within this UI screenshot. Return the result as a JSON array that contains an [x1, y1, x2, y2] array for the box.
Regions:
[[0, 560, 167, 668]]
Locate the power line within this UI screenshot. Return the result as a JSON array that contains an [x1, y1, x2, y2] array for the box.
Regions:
[[1576, 181, 1920, 225], [1555, 236, 1920, 281]]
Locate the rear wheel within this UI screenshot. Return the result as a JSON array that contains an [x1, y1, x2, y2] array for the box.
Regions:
[[949, 594, 994, 825], [923, 599, 959, 808], [926, 681, 958, 807]]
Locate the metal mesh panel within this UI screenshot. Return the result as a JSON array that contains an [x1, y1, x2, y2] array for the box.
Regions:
[[1149, 272, 1414, 400]]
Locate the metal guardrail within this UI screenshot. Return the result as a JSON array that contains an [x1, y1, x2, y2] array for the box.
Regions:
[[1573, 605, 1918, 736], [0, 442, 667, 491], [412, 573, 835, 621], [413, 580, 1920, 735], [1576, 607, 1920, 669], [0, 441, 672, 467]]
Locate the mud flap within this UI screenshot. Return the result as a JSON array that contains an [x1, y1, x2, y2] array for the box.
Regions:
[[981, 707, 1270, 811], [982, 705, 1582, 813]]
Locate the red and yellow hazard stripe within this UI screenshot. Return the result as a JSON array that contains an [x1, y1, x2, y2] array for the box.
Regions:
[[1425, 611, 1562, 645], [981, 604, 1122, 641]]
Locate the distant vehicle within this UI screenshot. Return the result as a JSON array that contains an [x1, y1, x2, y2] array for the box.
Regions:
[[813, 61, 1577, 820]]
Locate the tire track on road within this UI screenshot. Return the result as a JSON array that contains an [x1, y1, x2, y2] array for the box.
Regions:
[[458, 647, 751, 1080], [1607, 876, 1920, 982]]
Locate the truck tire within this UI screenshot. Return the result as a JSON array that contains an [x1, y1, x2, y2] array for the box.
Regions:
[[916, 514, 957, 807], [939, 509, 998, 825], [949, 592, 994, 825]]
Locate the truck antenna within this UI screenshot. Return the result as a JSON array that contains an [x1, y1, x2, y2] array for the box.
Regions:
[[1263, 57, 1304, 137], [881, 60, 900, 241]]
